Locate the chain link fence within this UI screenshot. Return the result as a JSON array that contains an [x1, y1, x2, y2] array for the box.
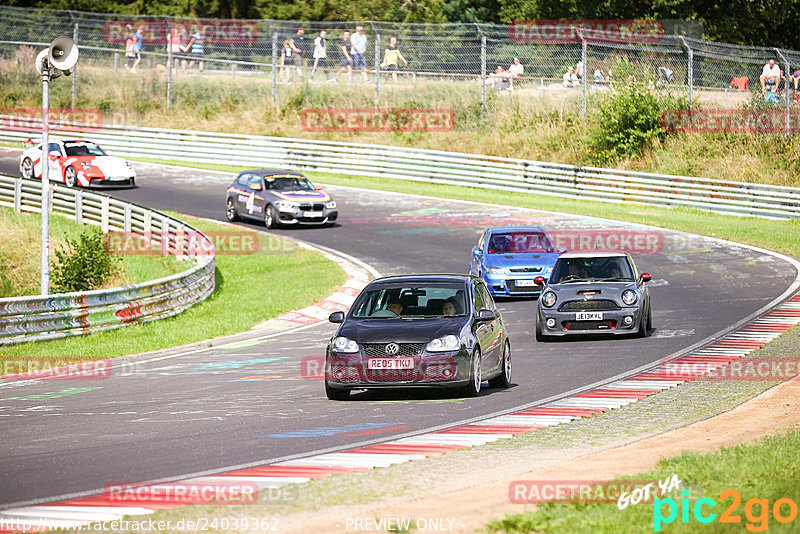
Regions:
[[0, 6, 798, 133]]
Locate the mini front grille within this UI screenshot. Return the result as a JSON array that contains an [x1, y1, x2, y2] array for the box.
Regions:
[[559, 300, 620, 311], [508, 267, 543, 273], [563, 320, 617, 330], [361, 343, 425, 358]]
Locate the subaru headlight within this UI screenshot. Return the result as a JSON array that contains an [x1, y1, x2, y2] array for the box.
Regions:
[[485, 267, 505, 275], [621, 289, 638, 306], [542, 291, 557, 308], [80, 162, 91, 170], [274, 200, 295, 211], [325, 200, 337, 209], [426, 335, 460, 352], [332, 336, 358, 353]]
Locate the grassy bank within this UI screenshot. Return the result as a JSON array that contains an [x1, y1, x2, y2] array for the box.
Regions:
[[487, 428, 800, 533], [0, 214, 347, 360], [0, 208, 183, 297], [1, 55, 798, 187]]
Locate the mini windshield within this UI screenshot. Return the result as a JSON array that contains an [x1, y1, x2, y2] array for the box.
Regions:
[[264, 176, 315, 191], [487, 232, 554, 254], [351, 283, 468, 318], [64, 142, 107, 157], [551, 257, 634, 283]]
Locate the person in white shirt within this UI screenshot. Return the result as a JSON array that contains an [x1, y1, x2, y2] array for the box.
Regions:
[[760, 59, 781, 92], [563, 67, 578, 87], [350, 26, 369, 82], [310, 30, 331, 81], [508, 57, 523, 90]]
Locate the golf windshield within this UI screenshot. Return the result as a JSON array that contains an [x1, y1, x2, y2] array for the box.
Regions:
[[351, 283, 468, 318]]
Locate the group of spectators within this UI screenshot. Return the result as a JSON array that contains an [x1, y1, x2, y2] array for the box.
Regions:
[[123, 25, 205, 74], [486, 57, 524, 90], [759, 59, 800, 102], [280, 26, 409, 84]]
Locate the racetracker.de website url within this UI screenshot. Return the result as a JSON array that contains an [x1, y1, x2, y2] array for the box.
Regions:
[[0, 516, 279, 532]]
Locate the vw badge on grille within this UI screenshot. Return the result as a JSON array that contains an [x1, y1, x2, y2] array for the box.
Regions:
[[385, 343, 400, 355]]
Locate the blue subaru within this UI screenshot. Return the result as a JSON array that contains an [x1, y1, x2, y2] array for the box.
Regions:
[[469, 227, 564, 297]]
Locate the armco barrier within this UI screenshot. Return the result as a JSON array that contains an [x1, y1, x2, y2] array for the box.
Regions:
[[2, 117, 799, 220], [0, 174, 215, 345]]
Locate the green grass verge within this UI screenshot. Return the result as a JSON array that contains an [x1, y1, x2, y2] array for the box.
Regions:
[[486, 429, 800, 533], [0, 214, 347, 360], [131, 157, 800, 259]]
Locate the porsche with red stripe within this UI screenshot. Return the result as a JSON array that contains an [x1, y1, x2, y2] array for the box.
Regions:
[[19, 139, 136, 187], [225, 169, 338, 228]]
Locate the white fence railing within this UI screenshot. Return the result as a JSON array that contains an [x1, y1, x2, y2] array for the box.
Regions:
[[1, 118, 799, 220], [0, 174, 215, 345]]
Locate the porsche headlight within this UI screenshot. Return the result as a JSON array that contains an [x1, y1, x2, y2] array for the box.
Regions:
[[274, 200, 295, 211], [332, 336, 358, 353], [484, 267, 505, 274], [80, 162, 91, 170], [125, 161, 133, 169], [621, 289, 638, 306], [325, 200, 337, 209], [426, 335, 460, 352], [542, 291, 557, 308]]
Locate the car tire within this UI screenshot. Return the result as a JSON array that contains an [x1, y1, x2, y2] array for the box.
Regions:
[[646, 305, 653, 331], [488, 340, 512, 389], [64, 166, 77, 188], [535, 318, 548, 342], [21, 158, 34, 179], [636, 307, 651, 338], [265, 205, 279, 229], [459, 348, 482, 398], [325, 380, 350, 401], [225, 198, 239, 222]]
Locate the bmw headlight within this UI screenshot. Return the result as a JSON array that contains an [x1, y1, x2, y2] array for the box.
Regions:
[[426, 335, 460, 352], [485, 267, 505, 275], [332, 336, 358, 353], [325, 200, 337, 209], [542, 291, 557, 308], [274, 200, 295, 211], [621, 289, 638, 306]]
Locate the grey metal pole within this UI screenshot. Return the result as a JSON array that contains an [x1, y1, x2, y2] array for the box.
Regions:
[[374, 32, 380, 107], [40, 68, 51, 295], [480, 35, 486, 111], [775, 48, 790, 137], [71, 23, 78, 110], [680, 37, 693, 110], [166, 26, 172, 108], [581, 32, 587, 117], [271, 30, 278, 105], [114, 52, 118, 73]]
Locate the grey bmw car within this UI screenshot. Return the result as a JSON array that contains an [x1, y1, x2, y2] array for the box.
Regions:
[[225, 169, 337, 228], [325, 274, 511, 400], [535, 252, 652, 340]]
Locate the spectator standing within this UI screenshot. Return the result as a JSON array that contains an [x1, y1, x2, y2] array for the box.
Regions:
[[508, 57, 523, 89], [131, 26, 144, 73], [279, 39, 292, 84], [760, 59, 780, 92], [575, 60, 584, 81], [124, 26, 136, 72], [380, 36, 407, 84], [336, 30, 353, 83], [791, 69, 800, 93], [168, 26, 184, 71], [290, 27, 306, 82], [350, 25, 369, 83], [311, 30, 331, 82], [182, 28, 204, 73]]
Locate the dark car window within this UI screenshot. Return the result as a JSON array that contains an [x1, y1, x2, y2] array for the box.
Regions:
[[351, 283, 468, 318], [42, 142, 62, 155], [487, 232, 554, 254], [476, 283, 494, 311], [474, 282, 486, 311], [64, 142, 106, 157], [236, 174, 250, 186], [477, 231, 486, 251], [552, 257, 634, 283], [264, 176, 315, 191], [247, 174, 263, 188]]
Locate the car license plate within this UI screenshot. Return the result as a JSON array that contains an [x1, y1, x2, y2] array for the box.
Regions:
[[516, 279, 536, 287], [302, 211, 324, 218], [576, 312, 603, 320], [367, 358, 414, 370]]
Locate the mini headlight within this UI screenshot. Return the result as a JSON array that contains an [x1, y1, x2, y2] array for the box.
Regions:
[[484, 267, 505, 274], [621, 289, 638, 306], [426, 335, 460, 352], [332, 336, 358, 353], [542, 291, 557, 308], [274, 200, 295, 211], [325, 200, 337, 209]]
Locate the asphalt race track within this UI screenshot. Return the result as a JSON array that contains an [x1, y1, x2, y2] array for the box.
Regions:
[[0, 151, 797, 508]]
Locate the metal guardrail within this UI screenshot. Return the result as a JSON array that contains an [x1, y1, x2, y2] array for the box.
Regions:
[[0, 173, 215, 345], [1, 118, 800, 220]]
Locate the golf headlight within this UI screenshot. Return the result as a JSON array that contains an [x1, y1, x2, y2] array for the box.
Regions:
[[274, 200, 295, 211], [621, 289, 638, 305], [426, 335, 460, 352], [332, 336, 358, 353], [325, 200, 336, 209], [542, 291, 557, 308], [485, 267, 505, 275]]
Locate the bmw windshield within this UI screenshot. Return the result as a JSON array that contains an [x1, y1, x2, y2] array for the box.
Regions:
[[351, 283, 468, 318], [264, 176, 315, 191]]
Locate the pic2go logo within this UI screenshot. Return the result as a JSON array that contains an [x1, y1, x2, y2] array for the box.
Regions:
[[654, 489, 799, 532]]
